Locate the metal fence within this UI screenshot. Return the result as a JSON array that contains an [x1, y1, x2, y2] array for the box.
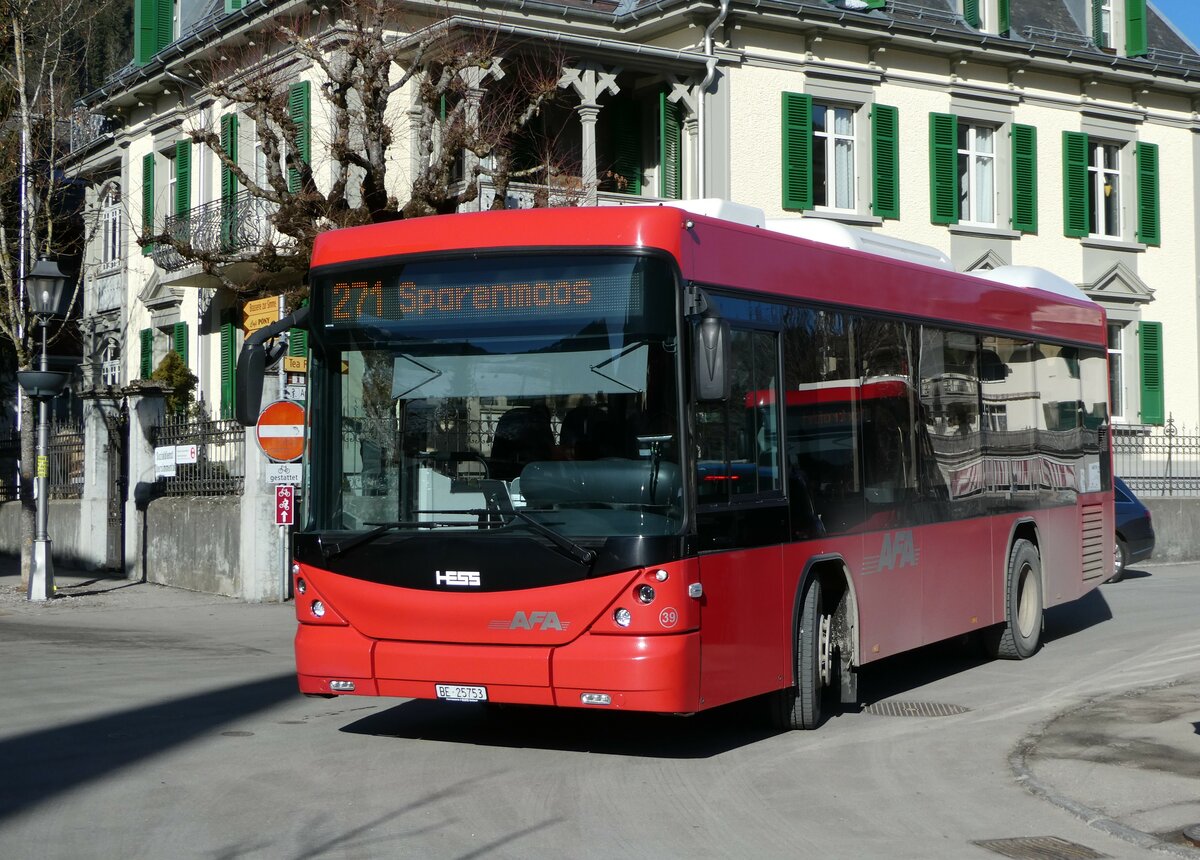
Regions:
[[151, 414, 246, 497], [0, 421, 87, 501], [1113, 418, 1200, 497]]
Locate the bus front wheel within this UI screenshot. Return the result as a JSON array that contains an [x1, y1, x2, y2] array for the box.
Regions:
[[771, 578, 833, 730], [985, 538, 1043, 660]]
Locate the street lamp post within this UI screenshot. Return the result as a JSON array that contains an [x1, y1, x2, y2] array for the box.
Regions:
[[16, 258, 71, 602]]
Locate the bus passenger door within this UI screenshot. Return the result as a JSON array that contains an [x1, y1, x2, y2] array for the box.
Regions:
[[693, 326, 790, 707]]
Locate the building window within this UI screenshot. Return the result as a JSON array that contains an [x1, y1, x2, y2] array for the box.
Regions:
[[101, 187, 121, 270], [813, 104, 856, 211], [1094, 0, 1114, 48], [101, 339, 122, 387], [1107, 322, 1125, 420], [957, 123, 995, 226], [1088, 141, 1121, 239]]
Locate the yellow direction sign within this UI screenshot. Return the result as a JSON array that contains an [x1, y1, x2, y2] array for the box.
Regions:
[[243, 297, 280, 336], [283, 356, 308, 373]]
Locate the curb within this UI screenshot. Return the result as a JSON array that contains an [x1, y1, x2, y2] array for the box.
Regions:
[[1009, 680, 1200, 858]]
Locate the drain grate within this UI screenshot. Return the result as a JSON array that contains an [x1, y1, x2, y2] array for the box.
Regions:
[[863, 700, 970, 717], [971, 836, 1108, 859]]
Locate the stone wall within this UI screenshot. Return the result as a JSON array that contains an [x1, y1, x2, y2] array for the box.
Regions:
[[1141, 498, 1200, 564]]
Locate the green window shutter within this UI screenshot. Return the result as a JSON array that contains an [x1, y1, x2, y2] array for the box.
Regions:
[[225, 0, 243, 12], [154, 0, 171, 52], [781, 92, 812, 211], [288, 327, 308, 357], [220, 113, 239, 249], [134, 0, 158, 66], [1092, 0, 1105, 46], [174, 139, 191, 217], [863, 0, 884, 7], [220, 310, 236, 420], [172, 321, 188, 365], [1126, 0, 1148, 57], [658, 92, 682, 200], [288, 81, 311, 193], [929, 113, 958, 225], [1011, 124, 1038, 233], [142, 153, 155, 255], [1138, 321, 1164, 425], [610, 100, 643, 195], [962, 0, 980, 28], [140, 328, 154, 379], [1062, 131, 1089, 238], [871, 104, 899, 219], [1136, 142, 1160, 246], [998, 0, 1010, 35]]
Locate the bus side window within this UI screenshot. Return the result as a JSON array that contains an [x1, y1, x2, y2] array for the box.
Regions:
[[694, 327, 781, 502]]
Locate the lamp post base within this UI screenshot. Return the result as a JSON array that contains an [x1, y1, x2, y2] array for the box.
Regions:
[[29, 538, 55, 601]]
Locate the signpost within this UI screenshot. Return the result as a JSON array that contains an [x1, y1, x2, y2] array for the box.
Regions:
[[275, 485, 295, 526], [243, 296, 280, 337], [255, 400, 305, 463]]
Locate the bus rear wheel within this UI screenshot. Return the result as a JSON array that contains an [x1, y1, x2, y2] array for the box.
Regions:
[[771, 578, 833, 730], [985, 538, 1043, 660]]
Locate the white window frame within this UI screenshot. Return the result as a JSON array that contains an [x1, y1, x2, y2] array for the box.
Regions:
[[101, 338, 122, 387], [1088, 141, 1122, 239], [100, 187, 121, 271], [171, 0, 181, 40], [812, 102, 857, 213], [1108, 321, 1125, 421], [1098, 0, 1114, 48], [957, 122, 996, 227]]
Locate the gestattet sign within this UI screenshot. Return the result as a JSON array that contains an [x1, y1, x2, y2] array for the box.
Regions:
[[255, 400, 306, 463]]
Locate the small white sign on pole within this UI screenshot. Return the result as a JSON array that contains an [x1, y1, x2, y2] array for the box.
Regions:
[[265, 462, 303, 485], [175, 444, 199, 464], [154, 446, 177, 478]]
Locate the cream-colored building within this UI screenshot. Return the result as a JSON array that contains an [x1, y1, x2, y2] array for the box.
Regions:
[[66, 0, 1200, 593]]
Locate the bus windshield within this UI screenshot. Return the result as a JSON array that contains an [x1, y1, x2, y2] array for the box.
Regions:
[[308, 253, 683, 539]]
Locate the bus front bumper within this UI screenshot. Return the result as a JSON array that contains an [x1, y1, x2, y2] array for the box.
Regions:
[[295, 625, 701, 714]]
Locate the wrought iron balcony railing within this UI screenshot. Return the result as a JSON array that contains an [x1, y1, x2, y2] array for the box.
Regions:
[[151, 191, 282, 272]]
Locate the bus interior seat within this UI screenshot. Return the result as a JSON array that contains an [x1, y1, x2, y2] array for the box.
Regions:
[[489, 406, 555, 481], [520, 460, 681, 509]]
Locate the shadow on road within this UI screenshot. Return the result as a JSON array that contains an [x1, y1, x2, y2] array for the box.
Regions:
[[0, 673, 296, 822], [341, 695, 778, 758]]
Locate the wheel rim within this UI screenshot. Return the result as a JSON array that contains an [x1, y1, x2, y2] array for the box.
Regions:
[[818, 614, 832, 687], [1114, 541, 1124, 575], [1016, 563, 1038, 638]]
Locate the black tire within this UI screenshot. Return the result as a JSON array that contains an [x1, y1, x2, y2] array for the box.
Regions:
[[984, 538, 1043, 660], [1108, 538, 1128, 583], [770, 578, 831, 730]]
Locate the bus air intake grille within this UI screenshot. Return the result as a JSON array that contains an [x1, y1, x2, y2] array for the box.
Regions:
[[863, 701, 970, 717], [1080, 504, 1106, 580], [970, 835, 1108, 859]]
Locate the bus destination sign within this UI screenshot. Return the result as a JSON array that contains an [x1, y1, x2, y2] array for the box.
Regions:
[[323, 271, 640, 329]]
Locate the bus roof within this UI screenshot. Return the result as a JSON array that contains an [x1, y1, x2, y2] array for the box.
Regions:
[[310, 205, 1106, 347]]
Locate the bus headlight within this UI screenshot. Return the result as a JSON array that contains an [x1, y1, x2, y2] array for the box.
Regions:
[[635, 584, 656, 604], [296, 578, 307, 594], [311, 600, 326, 619], [613, 607, 632, 628]]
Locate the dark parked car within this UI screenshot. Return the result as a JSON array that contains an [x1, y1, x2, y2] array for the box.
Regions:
[[1111, 477, 1155, 582]]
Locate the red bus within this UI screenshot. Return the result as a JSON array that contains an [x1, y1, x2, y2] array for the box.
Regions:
[[240, 203, 1112, 729]]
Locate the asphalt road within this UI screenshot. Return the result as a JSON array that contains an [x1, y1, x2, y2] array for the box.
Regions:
[[0, 561, 1197, 860]]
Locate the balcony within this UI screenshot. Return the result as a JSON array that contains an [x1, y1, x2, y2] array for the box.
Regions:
[[151, 192, 282, 273]]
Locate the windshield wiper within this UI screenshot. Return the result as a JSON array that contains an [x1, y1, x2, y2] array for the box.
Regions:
[[467, 508, 596, 567], [321, 509, 596, 567], [321, 518, 470, 559]]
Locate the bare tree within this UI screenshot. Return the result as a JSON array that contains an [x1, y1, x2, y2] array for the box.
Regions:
[[0, 0, 117, 586], [150, 0, 577, 298]]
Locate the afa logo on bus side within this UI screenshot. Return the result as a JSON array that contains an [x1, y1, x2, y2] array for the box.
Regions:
[[860, 530, 920, 575]]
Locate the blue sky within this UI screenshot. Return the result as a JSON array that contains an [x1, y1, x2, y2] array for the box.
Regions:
[[1152, 0, 1200, 49]]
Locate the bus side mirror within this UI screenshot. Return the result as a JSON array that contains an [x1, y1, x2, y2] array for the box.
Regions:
[[235, 342, 266, 426], [235, 305, 311, 427], [694, 316, 731, 402]]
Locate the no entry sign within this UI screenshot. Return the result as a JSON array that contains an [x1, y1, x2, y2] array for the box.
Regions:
[[256, 400, 306, 462]]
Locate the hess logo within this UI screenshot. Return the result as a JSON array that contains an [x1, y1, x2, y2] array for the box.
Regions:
[[435, 570, 480, 587]]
